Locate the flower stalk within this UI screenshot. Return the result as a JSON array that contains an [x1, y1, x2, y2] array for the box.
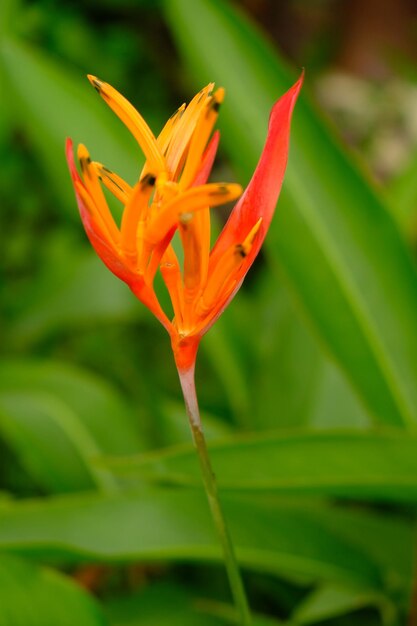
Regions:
[[177, 361, 251, 626]]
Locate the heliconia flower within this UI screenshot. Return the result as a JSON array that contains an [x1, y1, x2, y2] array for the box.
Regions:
[[66, 74, 302, 373]]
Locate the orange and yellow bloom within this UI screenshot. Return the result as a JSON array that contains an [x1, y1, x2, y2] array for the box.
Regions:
[[66, 75, 302, 372]]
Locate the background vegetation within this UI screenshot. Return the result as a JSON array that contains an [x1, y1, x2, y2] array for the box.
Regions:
[[2, 0, 417, 624]]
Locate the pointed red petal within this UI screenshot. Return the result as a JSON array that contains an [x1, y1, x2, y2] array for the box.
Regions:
[[191, 130, 220, 187], [198, 74, 303, 336], [210, 73, 303, 269]]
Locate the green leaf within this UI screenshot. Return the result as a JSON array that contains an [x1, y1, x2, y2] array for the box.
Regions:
[[0, 0, 17, 37], [291, 583, 395, 625], [0, 554, 107, 626], [0, 489, 409, 590], [203, 322, 252, 428], [104, 430, 417, 502], [387, 153, 417, 237], [8, 246, 141, 346], [233, 274, 370, 431], [0, 390, 105, 492], [105, 584, 225, 626], [105, 583, 285, 626], [0, 37, 139, 217], [206, 268, 369, 432], [163, 0, 417, 428], [200, 603, 286, 626], [0, 359, 142, 493], [312, 505, 412, 596], [306, 359, 370, 430]]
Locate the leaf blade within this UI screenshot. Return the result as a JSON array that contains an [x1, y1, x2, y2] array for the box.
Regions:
[[0, 554, 107, 626], [0, 359, 142, 493], [0, 489, 397, 589], [105, 429, 417, 502]]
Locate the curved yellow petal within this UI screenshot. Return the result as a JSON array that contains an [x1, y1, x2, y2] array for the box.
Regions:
[[88, 75, 165, 173]]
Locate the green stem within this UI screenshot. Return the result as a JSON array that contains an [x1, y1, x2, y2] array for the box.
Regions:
[[177, 363, 252, 626]]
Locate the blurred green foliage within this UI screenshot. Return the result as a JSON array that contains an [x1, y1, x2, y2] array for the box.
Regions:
[[1, 0, 417, 624]]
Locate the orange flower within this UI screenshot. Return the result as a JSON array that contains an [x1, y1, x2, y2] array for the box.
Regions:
[[66, 75, 302, 372]]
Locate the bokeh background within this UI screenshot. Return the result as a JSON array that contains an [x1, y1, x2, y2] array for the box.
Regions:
[[2, 1, 417, 625]]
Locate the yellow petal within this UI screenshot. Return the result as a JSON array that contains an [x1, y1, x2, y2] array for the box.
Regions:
[[197, 218, 262, 315], [120, 173, 156, 260], [145, 182, 242, 246], [92, 162, 132, 204], [180, 88, 224, 190], [165, 83, 214, 177], [157, 104, 186, 155], [180, 206, 210, 293], [88, 75, 165, 173]]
